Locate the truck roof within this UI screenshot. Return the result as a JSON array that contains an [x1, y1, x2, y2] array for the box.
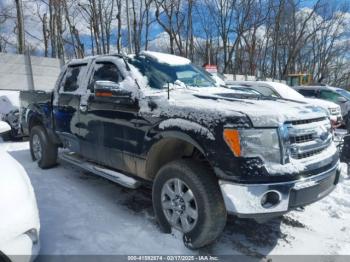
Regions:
[[294, 85, 339, 91], [66, 53, 126, 66], [139, 51, 191, 66], [65, 51, 192, 67]]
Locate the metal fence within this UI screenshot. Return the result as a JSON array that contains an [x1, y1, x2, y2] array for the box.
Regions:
[[0, 52, 62, 91], [224, 74, 287, 84]]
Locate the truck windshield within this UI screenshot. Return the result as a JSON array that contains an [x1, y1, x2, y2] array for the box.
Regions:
[[130, 57, 216, 89], [336, 89, 350, 100]]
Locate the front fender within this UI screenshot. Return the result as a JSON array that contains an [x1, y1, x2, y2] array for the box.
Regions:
[[144, 117, 217, 156], [154, 130, 207, 155]]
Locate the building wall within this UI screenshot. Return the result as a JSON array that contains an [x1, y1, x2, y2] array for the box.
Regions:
[[0, 52, 62, 91]]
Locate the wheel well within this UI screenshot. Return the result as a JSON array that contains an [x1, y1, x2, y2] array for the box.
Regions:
[[145, 138, 211, 180], [29, 117, 43, 131]]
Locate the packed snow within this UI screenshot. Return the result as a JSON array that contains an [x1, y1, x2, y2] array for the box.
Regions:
[[1, 140, 350, 257], [140, 51, 191, 66], [0, 90, 19, 117]]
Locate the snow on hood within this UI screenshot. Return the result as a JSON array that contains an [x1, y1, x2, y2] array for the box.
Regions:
[[304, 98, 340, 110], [0, 151, 32, 204], [140, 87, 327, 128]]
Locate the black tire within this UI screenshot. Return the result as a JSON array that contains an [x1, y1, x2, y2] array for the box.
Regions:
[[0, 251, 11, 262], [30, 125, 58, 169], [1, 128, 21, 141], [0, 131, 11, 141], [152, 159, 227, 249]]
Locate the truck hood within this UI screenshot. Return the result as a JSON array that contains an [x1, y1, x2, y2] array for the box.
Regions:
[[303, 97, 340, 110], [141, 87, 327, 127]]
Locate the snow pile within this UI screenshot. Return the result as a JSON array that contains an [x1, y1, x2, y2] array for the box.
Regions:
[[1, 141, 350, 256], [0, 149, 39, 250], [0, 121, 11, 133], [0, 91, 20, 118]]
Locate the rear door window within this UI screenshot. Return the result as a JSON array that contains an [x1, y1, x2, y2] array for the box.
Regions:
[[61, 64, 87, 93], [92, 62, 123, 85]]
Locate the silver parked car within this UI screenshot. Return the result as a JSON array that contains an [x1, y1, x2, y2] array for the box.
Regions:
[[294, 85, 350, 130]]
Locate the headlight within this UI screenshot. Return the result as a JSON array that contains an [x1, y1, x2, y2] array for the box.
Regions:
[[223, 129, 281, 163], [329, 107, 340, 115]]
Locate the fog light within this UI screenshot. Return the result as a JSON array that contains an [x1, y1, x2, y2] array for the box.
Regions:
[[261, 191, 281, 208]]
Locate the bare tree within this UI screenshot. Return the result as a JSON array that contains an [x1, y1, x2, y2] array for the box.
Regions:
[[155, 0, 186, 55]]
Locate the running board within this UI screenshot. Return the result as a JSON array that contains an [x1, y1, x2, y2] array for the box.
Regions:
[[59, 152, 141, 189]]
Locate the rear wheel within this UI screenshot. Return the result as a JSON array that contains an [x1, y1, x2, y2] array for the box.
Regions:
[[30, 126, 58, 169], [152, 159, 227, 249]]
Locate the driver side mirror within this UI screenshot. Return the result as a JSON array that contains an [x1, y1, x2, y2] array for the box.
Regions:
[[94, 80, 120, 97], [0, 121, 11, 135], [337, 96, 347, 103]]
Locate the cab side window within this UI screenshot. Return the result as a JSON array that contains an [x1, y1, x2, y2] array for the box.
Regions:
[[62, 64, 87, 92], [298, 89, 317, 98], [252, 85, 279, 97], [92, 62, 122, 84]]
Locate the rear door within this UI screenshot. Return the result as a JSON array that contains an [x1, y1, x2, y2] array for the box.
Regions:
[[53, 63, 88, 153]]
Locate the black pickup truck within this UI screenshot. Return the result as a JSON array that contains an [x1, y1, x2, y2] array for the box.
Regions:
[[20, 51, 340, 248]]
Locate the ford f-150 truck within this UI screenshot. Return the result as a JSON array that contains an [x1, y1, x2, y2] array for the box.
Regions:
[[20, 51, 340, 249]]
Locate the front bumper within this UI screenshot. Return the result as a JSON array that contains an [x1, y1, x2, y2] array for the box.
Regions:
[[219, 161, 340, 219]]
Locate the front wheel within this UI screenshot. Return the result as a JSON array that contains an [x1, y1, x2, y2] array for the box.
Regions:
[[30, 126, 58, 169], [152, 160, 227, 249]]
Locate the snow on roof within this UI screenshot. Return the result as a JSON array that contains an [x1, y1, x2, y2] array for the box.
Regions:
[[140, 51, 191, 66]]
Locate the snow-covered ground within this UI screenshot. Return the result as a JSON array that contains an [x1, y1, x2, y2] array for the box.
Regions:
[[1, 140, 350, 257]]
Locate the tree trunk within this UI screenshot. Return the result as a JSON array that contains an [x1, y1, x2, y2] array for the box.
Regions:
[[14, 0, 25, 54]]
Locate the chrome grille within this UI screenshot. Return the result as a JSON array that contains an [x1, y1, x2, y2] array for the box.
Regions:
[[292, 148, 324, 159], [284, 118, 332, 160], [290, 134, 313, 144], [286, 117, 327, 126]]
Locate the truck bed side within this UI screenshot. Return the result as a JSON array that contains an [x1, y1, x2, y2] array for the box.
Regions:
[[19, 90, 54, 136]]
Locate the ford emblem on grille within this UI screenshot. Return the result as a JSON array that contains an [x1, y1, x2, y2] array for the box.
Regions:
[[317, 125, 329, 141]]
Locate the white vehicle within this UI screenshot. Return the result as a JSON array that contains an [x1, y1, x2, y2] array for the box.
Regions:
[[226, 81, 342, 124], [0, 121, 40, 262]]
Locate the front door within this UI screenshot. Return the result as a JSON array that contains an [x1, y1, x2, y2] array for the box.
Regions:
[[79, 59, 130, 169]]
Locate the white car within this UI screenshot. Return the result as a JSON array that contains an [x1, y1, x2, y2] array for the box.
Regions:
[[226, 80, 342, 124], [0, 121, 40, 262]]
